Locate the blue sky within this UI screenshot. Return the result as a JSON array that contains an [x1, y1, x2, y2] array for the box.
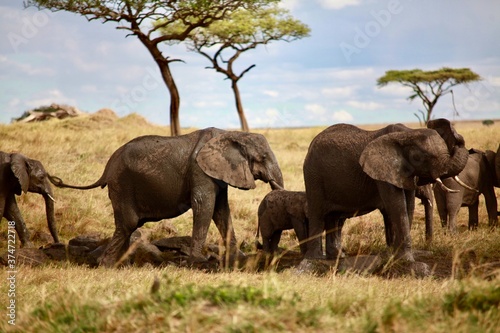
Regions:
[[1, 0, 499, 129]]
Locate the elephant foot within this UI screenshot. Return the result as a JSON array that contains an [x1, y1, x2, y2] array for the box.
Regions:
[[20, 241, 35, 248], [294, 258, 335, 276], [374, 255, 431, 278], [380, 247, 415, 263], [98, 249, 125, 268], [98, 255, 117, 268], [187, 254, 209, 264], [326, 249, 346, 260]]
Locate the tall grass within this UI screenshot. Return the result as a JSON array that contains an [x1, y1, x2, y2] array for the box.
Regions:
[[1, 114, 499, 332]]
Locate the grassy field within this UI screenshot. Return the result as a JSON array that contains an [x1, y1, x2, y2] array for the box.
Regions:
[[1, 111, 500, 332]]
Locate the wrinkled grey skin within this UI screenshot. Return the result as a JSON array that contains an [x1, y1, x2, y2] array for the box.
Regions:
[[257, 190, 308, 255], [0, 152, 58, 246], [434, 145, 500, 232], [303, 119, 468, 262], [415, 184, 434, 242], [49, 128, 284, 267]]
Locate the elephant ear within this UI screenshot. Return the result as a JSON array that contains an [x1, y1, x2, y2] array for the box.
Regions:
[[427, 118, 465, 151], [359, 134, 417, 190], [196, 133, 256, 190], [10, 153, 29, 194]]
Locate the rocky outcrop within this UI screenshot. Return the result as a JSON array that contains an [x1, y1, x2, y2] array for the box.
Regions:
[[13, 103, 85, 123]]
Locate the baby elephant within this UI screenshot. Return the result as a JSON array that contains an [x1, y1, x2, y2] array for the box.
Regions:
[[257, 190, 308, 255], [0, 151, 58, 246]]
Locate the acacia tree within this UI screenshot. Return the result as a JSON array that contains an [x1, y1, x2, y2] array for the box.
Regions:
[[25, 0, 276, 136], [163, 5, 309, 132], [377, 68, 481, 125]]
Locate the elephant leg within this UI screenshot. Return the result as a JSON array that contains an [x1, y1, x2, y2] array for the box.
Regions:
[[212, 189, 237, 251], [262, 235, 272, 253], [422, 197, 434, 242], [433, 187, 448, 228], [292, 217, 309, 255], [377, 182, 414, 261], [303, 210, 326, 259], [4, 197, 32, 247], [325, 214, 345, 260], [447, 199, 460, 234], [468, 202, 479, 230], [483, 186, 499, 228], [190, 189, 216, 262], [405, 190, 415, 229], [269, 230, 282, 254], [99, 201, 138, 267], [381, 209, 394, 247]]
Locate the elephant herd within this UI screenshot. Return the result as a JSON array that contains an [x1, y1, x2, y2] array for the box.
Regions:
[[2, 120, 499, 270]]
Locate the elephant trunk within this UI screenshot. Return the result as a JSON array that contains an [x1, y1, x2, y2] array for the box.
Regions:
[[267, 164, 284, 190], [438, 145, 469, 180], [43, 186, 59, 243]]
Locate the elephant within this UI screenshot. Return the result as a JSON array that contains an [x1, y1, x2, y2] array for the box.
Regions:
[[0, 151, 58, 246], [256, 190, 308, 255], [433, 145, 500, 232], [415, 184, 434, 242], [302, 119, 470, 263], [49, 128, 284, 267]]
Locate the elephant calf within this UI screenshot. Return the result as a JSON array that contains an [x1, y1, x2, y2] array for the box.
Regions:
[[257, 190, 308, 255], [434, 146, 500, 231], [0, 151, 58, 246]]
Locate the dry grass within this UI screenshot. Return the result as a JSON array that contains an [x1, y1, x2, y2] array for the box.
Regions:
[[1, 114, 499, 332]]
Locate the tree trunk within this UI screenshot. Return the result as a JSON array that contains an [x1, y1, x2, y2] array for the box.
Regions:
[[138, 37, 181, 136], [158, 62, 181, 136], [231, 80, 249, 132]]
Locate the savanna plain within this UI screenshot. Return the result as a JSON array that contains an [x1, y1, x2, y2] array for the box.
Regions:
[[1, 111, 500, 332]]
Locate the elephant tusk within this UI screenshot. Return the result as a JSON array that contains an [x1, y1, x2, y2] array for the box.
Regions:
[[454, 176, 479, 193], [46, 193, 56, 202], [435, 178, 460, 193], [269, 180, 284, 190]]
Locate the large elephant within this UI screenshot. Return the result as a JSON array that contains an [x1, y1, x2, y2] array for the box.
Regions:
[[49, 128, 284, 267], [303, 119, 469, 263], [434, 145, 500, 231], [0, 152, 58, 246], [256, 190, 308, 255]]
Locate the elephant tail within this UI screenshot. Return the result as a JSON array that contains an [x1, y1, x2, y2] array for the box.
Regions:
[[48, 174, 107, 190]]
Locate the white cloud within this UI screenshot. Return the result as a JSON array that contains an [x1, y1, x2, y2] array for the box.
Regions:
[[263, 90, 279, 98], [321, 86, 358, 98], [317, 0, 362, 10], [8, 98, 20, 108], [332, 110, 354, 122], [279, 0, 301, 10], [375, 84, 412, 97], [25, 89, 77, 108], [328, 68, 376, 80], [346, 100, 382, 110], [193, 100, 227, 108], [305, 103, 326, 115], [81, 85, 98, 93], [3, 58, 56, 76], [488, 76, 500, 87]]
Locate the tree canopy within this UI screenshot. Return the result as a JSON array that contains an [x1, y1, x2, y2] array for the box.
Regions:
[[377, 67, 482, 124], [159, 5, 309, 132], [25, 0, 278, 135]]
